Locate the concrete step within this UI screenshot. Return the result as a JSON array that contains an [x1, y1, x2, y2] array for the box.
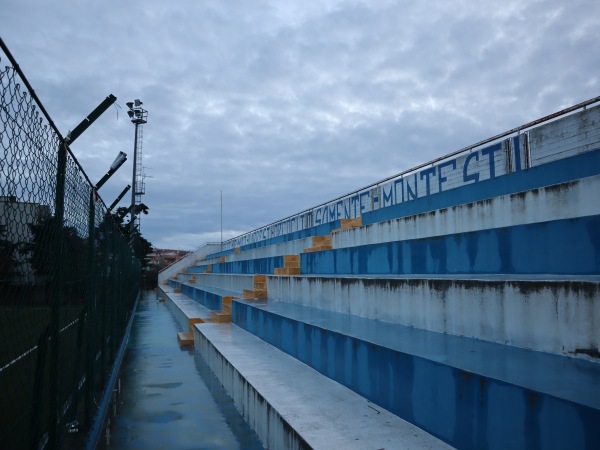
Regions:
[[303, 235, 333, 253], [210, 311, 231, 323], [283, 254, 300, 268], [177, 331, 194, 346], [194, 322, 453, 450], [274, 267, 300, 276], [160, 287, 213, 333], [230, 298, 600, 450], [187, 256, 285, 275], [265, 273, 600, 359], [303, 245, 332, 253], [167, 279, 242, 312], [243, 289, 267, 299], [307, 214, 600, 276], [253, 274, 266, 286], [253, 281, 267, 289], [221, 295, 238, 307], [332, 216, 362, 233]]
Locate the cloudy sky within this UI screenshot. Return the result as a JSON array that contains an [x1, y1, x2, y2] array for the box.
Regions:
[[1, 0, 599, 250]]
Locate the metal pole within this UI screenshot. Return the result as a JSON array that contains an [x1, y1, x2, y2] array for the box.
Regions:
[[83, 190, 97, 430], [130, 123, 139, 231], [30, 326, 50, 449], [108, 185, 131, 212], [129, 122, 140, 257], [48, 139, 68, 449]]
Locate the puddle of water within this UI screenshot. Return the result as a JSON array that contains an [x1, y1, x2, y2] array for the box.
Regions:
[[99, 291, 264, 450], [145, 410, 183, 424], [144, 382, 183, 389]]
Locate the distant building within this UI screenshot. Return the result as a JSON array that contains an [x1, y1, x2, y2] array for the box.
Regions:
[[146, 248, 189, 271], [0, 196, 51, 284]]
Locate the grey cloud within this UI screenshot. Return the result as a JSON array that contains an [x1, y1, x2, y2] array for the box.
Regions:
[[2, 0, 599, 249]]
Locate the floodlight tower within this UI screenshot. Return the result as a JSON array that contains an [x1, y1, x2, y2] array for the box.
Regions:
[[126, 99, 148, 239]]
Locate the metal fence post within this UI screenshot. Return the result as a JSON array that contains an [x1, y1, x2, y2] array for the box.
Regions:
[[48, 139, 67, 450], [29, 326, 50, 450], [83, 190, 97, 430]]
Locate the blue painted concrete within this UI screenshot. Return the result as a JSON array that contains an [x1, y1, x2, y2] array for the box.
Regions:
[[186, 213, 600, 276], [170, 282, 242, 311], [231, 299, 600, 450], [302, 214, 600, 275], [103, 292, 263, 449], [188, 257, 284, 275], [213, 256, 284, 275], [187, 265, 209, 274], [213, 222, 340, 258], [180, 284, 226, 311], [364, 148, 600, 226]]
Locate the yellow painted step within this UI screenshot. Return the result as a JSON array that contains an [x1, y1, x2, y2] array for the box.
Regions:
[[211, 311, 232, 323], [222, 296, 238, 306], [312, 236, 332, 246], [188, 318, 204, 333], [303, 245, 332, 253], [177, 332, 194, 346], [253, 275, 267, 290], [333, 217, 363, 233], [284, 255, 300, 268], [275, 267, 300, 276], [243, 289, 267, 299]]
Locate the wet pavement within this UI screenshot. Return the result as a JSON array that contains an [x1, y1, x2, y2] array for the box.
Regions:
[[100, 291, 263, 450]]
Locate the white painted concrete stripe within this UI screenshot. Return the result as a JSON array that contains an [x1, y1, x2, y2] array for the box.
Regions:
[[333, 175, 600, 248]]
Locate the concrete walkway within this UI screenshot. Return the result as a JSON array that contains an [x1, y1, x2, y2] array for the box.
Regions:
[[101, 291, 263, 450]]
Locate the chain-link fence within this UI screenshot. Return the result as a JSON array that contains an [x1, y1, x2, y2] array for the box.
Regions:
[[0, 40, 141, 449]]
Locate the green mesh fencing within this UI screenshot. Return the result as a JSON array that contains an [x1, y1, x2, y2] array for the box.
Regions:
[[0, 43, 141, 449]]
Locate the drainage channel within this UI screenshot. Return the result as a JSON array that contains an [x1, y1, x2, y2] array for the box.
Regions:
[[98, 290, 264, 449]]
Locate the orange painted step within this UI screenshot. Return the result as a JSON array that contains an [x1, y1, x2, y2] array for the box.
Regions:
[[211, 311, 232, 323], [188, 318, 204, 333], [275, 267, 300, 276], [243, 289, 267, 299], [177, 332, 194, 346]]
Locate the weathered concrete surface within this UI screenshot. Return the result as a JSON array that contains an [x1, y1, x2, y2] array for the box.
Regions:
[[158, 242, 222, 283], [334, 175, 600, 249], [195, 322, 454, 450], [159, 286, 213, 331], [231, 298, 600, 450], [178, 273, 254, 293], [103, 292, 263, 450], [267, 275, 600, 359]]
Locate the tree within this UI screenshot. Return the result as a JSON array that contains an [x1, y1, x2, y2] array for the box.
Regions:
[[25, 216, 89, 303], [0, 224, 21, 286], [111, 205, 153, 265]]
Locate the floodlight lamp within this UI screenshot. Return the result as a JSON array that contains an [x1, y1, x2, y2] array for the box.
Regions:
[[126, 102, 134, 109], [109, 151, 127, 171], [134, 99, 142, 107], [127, 110, 134, 118]]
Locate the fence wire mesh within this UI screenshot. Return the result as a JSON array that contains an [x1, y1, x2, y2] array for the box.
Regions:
[[1, 44, 140, 449]]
